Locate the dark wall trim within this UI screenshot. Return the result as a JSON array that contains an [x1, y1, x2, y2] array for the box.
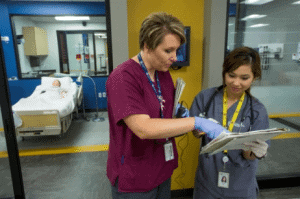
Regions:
[[171, 176, 300, 198], [105, 0, 113, 74], [0, 32, 25, 198], [224, 0, 230, 58], [271, 118, 300, 132]]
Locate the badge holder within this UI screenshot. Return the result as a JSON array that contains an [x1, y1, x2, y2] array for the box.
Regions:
[[164, 140, 174, 162], [218, 155, 229, 188]]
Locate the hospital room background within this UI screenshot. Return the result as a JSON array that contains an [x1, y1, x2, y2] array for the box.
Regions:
[[0, 0, 300, 198]]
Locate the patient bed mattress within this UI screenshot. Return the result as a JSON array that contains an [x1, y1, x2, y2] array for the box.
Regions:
[[12, 81, 79, 118]]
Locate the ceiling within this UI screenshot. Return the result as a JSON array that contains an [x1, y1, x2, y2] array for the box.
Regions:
[[10, 0, 105, 2], [230, 0, 300, 30]]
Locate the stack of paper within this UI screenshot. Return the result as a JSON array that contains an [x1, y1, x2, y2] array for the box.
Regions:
[[172, 78, 186, 117], [200, 128, 290, 155]]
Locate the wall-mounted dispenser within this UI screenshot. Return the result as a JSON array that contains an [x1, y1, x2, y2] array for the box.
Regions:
[[258, 43, 284, 59]]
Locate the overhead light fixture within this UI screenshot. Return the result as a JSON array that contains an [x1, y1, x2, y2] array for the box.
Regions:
[[55, 16, 90, 21], [95, 33, 106, 36], [292, 1, 300, 4], [249, 23, 269, 28], [242, 0, 273, 5], [241, 14, 267, 21]]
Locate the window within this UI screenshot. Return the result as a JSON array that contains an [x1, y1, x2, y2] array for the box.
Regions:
[[11, 15, 111, 78]]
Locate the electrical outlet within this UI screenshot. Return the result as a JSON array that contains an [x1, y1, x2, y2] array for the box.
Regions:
[[98, 93, 102, 98], [102, 92, 106, 98]]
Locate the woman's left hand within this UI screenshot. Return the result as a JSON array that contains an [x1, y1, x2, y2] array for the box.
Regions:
[[243, 139, 268, 159], [175, 103, 189, 118]]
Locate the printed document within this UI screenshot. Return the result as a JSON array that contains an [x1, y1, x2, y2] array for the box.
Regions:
[[200, 128, 290, 155], [172, 78, 186, 117]]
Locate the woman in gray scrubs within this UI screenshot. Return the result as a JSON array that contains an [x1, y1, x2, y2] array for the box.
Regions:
[[190, 46, 270, 199]]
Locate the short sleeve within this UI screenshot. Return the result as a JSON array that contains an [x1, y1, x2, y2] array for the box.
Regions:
[[190, 92, 205, 117], [106, 65, 148, 125]]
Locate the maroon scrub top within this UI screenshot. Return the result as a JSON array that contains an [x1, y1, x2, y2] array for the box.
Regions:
[[106, 59, 178, 193]]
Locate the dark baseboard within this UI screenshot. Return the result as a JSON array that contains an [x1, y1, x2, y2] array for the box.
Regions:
[[171, 176, 300, 198], [257, 175, 300, 189], [81, 108, 107, 112], [171, 188, 193, 198]]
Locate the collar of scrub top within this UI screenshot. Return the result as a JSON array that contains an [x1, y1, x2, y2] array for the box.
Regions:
[[138, 52, 164, 118], [203, 85, 254, 131], [201, 85, 254, 157]]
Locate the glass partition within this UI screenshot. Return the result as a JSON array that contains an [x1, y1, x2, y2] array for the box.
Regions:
[[59, 31, 108, 76], [11, 15, 110, 78], [226, 0, 300, 117], [227, 0, 300, 180]]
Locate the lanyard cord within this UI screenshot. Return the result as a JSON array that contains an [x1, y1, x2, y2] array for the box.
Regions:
[[137, 52, 164, 118], [223, 87, 245, 154]]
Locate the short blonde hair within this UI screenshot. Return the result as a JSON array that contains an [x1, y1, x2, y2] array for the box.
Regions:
[[139, 12, 186, 50]]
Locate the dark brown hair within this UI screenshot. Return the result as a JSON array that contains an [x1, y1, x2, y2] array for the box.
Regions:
[[139, 12, 186, 50], [222, 46, 261, 93]]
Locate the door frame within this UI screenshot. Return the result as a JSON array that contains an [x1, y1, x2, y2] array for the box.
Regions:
[[0, 33, 25, 198]]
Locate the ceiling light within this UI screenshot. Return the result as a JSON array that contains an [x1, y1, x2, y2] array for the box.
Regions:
[[242, 14, 267, 20], [55, 16, 90, 21], [242, 0, 273, 5], [95, 33, 106, 36], [292, 1, 300, 4], [250, 23, 269, 28]]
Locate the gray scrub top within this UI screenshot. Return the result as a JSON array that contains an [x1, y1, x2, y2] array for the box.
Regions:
[[190, 87, 269, 199]]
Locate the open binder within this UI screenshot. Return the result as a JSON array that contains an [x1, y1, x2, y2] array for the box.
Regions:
[[200, 128, 290, 155]]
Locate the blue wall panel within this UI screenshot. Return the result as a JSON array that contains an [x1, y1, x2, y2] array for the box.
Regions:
[[8, 79, 41, 105], [0, 1, 108, 110], [229, 3, 236, 17], [0, 3, 19, 78]]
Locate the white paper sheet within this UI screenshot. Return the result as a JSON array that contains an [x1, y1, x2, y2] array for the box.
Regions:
[[200, 128, 290, 155]]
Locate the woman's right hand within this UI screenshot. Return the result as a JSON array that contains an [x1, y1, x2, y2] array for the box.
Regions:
[[194, 117, 229, 139]]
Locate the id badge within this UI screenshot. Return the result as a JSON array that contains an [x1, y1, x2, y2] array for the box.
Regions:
[[218, 172, 229, 188], [164, 142, 174, 162]]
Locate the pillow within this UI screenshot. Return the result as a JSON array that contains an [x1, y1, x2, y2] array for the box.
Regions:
[[41, 77, 73, 89]]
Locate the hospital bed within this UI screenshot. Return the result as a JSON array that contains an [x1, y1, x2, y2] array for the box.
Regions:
[[11, 77, 83, 140]]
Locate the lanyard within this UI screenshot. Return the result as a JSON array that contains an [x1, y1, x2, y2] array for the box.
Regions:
[[222, 87, 245, 154], [137, 52, 165, 118]]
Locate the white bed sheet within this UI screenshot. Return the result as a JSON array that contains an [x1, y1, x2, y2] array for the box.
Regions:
[[12, 82, 79, 118]]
